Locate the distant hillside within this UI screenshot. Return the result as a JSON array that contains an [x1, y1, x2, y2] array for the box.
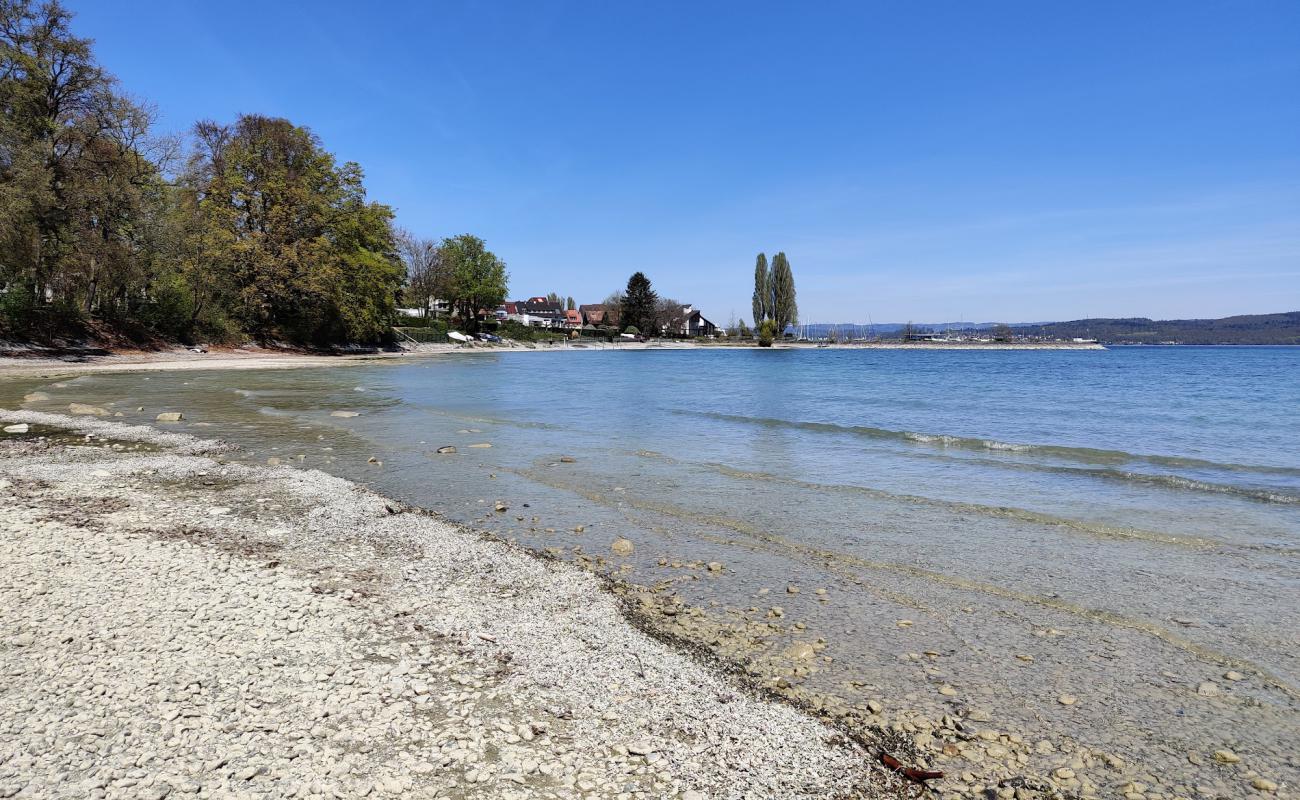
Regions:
[[1012, 312, 1300, 345], [793, 312, 1300, 344]]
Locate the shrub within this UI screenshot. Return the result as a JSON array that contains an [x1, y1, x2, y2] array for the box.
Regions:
[[758, 319, 778, 347]]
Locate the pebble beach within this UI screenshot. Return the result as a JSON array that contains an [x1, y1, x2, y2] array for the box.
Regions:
[[0, 411, 888, 800]]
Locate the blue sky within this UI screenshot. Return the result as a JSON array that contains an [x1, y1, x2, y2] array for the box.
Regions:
[[71, 1, 1299, 323]]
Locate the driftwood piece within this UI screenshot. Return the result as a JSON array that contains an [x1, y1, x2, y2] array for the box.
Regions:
[[880, 752, 944, 784]]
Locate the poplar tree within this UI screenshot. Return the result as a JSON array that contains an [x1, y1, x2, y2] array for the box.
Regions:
[[770, 251, 798, 334], [751, 253, 769, 324]]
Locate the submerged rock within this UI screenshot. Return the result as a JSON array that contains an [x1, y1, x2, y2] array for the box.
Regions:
[[3, 424, 29, 434], [68, 403, 109, 417], [155, 412, 183, 422], [23, 392, 49, 402], [611, 538, 634, 556], [435, 446, 457, 454], [329, 411, 360, 418], [784, 642, 816, 661]]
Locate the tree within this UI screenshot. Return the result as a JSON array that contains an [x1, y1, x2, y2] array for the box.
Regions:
[[751, 253, 769, 325], [396, 229, 445, 318], [757, 319, 778, 347], [178, 114, 402, 342], [653, 296, 684, 336], [546, 291, 561, 306], [439, 234, 507, 332], [566, 296, 575, 311], [1, 0, 173, 329], [770, 251, 797, 334], [0, 0, 407, 345], [620, 272, 657, 336], [737, 318, 750, 339], [900, 321, 917, 341]]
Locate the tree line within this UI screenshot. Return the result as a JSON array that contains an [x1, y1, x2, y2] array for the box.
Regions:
[[1, 1, 503, 345]]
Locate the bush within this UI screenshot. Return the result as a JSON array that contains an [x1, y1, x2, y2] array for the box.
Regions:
[[138, 275, 197, 340], [623, 325, 639, 335], [757, 319, 778, 347], [0, 287, 37, 333]]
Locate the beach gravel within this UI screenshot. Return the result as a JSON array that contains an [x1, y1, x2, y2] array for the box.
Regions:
[[0, 411, 889, 799]]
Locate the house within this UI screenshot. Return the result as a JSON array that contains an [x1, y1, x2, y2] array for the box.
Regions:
[[660, 304, 718, 337], [564, 309, 582, 328], [399, 297, 451, 319], [501, 297, 566, 328], [579, 304, 621, 329]]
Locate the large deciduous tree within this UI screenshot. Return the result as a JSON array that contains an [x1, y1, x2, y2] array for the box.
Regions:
[[396, 228, 446, 318], [620, 271, 657, 335], [178, 114, 402, 343], [0, 0, 171, 327], [439, 234, 507, 332]]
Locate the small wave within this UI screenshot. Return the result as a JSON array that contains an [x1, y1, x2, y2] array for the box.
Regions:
[[674, 409, 1300, 478], [1111, 471, 1300, 505]]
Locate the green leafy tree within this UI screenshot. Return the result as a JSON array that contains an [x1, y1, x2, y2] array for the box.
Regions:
[[0, 0, 173, 331], [179, 114, 401, 343], [440, 234, 508, 332], [770, 251, 797, 334], [751, 253, 769, 324], [737, 318, 750, 339], [0, 1, 407, 346], [620, 271, 657, 336], [757, 319, 778, 347], [566, 296, 576, 311]]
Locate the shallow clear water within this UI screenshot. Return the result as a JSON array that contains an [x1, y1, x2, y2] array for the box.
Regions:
[[9, 346, 1300, 789]]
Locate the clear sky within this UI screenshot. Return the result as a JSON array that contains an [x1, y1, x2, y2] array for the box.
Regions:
[[69, 1, 1299, 324]]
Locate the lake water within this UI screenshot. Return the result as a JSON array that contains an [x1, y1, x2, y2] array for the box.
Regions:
[[10, 345, 1300, 793]]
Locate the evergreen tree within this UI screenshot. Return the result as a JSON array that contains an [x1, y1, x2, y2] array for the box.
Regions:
[[620, 271, 657, 335], [566, 296, 576, 311], [770, 251, 798, 334], [751, 253, 769, 324]]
